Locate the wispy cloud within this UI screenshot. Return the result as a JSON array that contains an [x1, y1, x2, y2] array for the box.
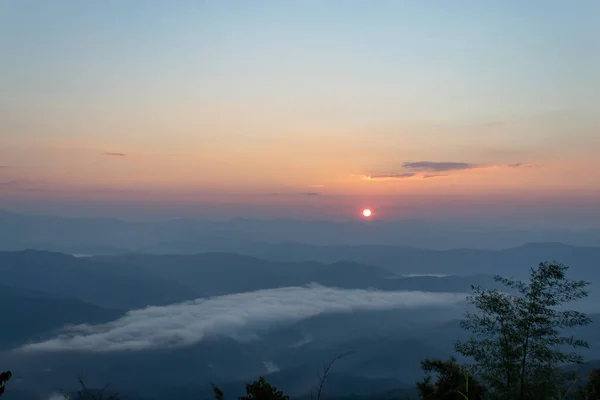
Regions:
[[363, 161, 528, 180], [0, 180, 19, 189], [363, 172, 416, 181], [267, 192, 322, 197], [17, 285, 466, 353], [263, 361, 280, 374], [423, 174, 447, 179], [402, 161, 478, 172], [104, 152, 126, 157], [506, 163, 538, 168]]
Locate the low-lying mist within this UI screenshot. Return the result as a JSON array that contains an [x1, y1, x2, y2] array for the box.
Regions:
[[18, 284, 467, 353]]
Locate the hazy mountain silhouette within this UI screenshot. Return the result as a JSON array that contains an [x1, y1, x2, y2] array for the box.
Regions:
[[247, 241, 600, 280], [0, 250, 198, 308], [0, 285, 122, 349], [3, 209, 600, 251], [1, 250, 500, 305]]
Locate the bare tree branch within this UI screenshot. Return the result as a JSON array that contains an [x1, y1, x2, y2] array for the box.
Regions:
[[315, 351, 355, 400]]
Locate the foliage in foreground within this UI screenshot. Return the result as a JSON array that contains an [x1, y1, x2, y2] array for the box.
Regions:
[[585, 369, 600, 399], [454, 262, 591, 400], [211, 353, 352, 400], [416, 357, 486, 400], [211, 376, 289, 400], [58, 377, 120, 400], [238, 376, 289, 400], [0, 371, 11, 397]]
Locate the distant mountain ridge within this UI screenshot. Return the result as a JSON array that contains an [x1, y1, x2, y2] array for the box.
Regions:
[[246, 241, 600, 279], [96, 241, 600, 283], [3, 209, 600, 251], [3, 240, 599, 299], [0, 284, 123, 349], [0, 250, 199, 308], [0, 249, 494, 301]]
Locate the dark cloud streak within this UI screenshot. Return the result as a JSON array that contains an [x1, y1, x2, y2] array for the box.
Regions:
[[370, 172, 416, 179], [268, 191, 322, 197], [402, 161, 478, 172], [0, 180, 19, 189], [364, 161, 528, 181], [423, 174, 447, 179]]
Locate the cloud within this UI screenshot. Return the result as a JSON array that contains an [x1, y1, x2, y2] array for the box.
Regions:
[[20, 187, 54, 192], [263, 361, 280, 374], [402, 161, 478, 172], [290, 335, 313, 348], [363, 161, 528, 181], [0, 180, 19, 189], [267, 192, 321, 197], [17, 285, 466, 353], [368, 172, 416, 180], [104, 152, 126, 157], [506, 163, 539, 169], [0, 179, 57, 192]]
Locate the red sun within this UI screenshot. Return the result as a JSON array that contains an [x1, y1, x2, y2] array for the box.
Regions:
[[362, 208, 372, 218]]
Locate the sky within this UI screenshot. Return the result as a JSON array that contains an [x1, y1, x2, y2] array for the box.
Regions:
[[1, 1, 599, 224]]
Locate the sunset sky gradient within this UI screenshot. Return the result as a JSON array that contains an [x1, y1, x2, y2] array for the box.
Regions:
[[1, 1, 599, 224]]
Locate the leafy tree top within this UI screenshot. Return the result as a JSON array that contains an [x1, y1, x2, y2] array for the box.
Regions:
[[455, 262, 591, 400], [0, 371, 11, 397], [238, 377, 289, 400]]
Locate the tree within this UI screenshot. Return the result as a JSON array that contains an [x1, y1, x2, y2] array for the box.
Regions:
[[212, 353, 351, 400], [455, 262, 591, 400], [416, 357, 486, 400], [211, 377, 288, 400], [311, 351, 354, 400], [60, 377, 120, 400], [0, 371, 11, 397], [238, 377, 289, 400], [212, 382, 225, 400], [583, 369, 600, 400]]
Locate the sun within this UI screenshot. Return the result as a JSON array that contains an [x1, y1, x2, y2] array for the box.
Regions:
[[362, 208, 372, 218]]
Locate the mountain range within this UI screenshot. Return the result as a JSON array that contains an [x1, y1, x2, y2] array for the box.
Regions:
[[1, 211, 600, 399], [3, 209, 600, 251]]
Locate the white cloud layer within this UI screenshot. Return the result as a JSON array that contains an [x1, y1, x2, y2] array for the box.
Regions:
[[46, 393, 66, 400], [19, 284, 466, 353]]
